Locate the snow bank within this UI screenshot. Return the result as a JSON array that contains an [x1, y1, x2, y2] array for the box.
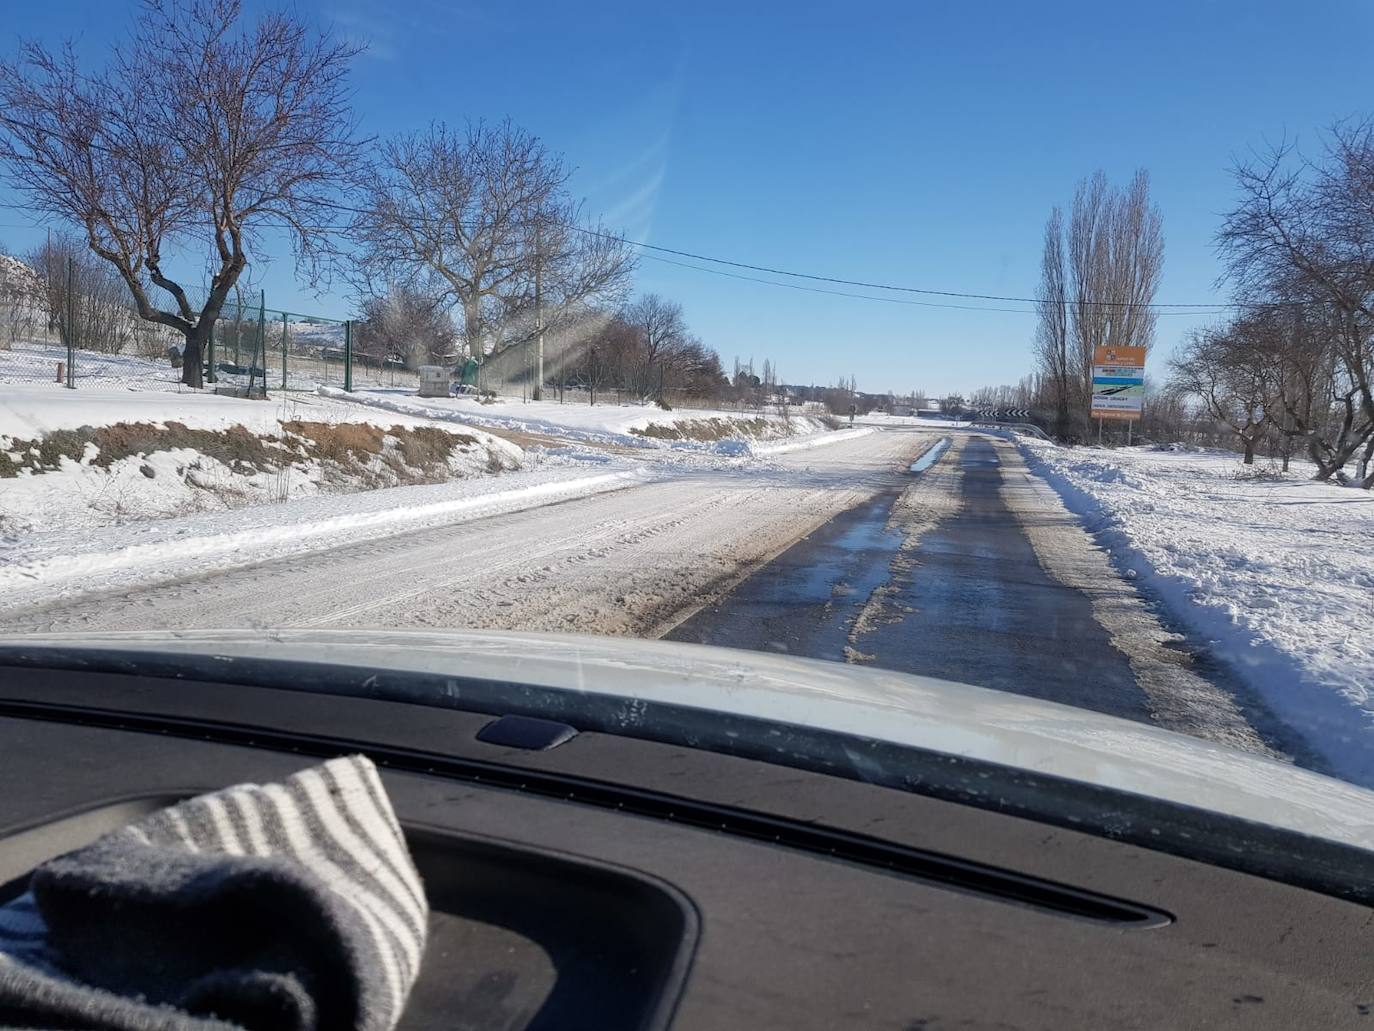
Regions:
[[1, 384, 530, 535], [320, 387, 829, 448], [1019, 439, 1374, 786]]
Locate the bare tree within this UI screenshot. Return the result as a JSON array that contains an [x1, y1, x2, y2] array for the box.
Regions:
[[623, 292, 690, 400], [27, 233, 141, 354], [1069, 172, 1111, 409], [351, 120, 634, 373], [1035, 206, 1072, 436], [1171, 324, 1270, 463], [1065, 170, 1164, 420], [0, 0, 362, 387], [1106, 172, 1164, 362], [356, 288, 457, 370], [1218, 125, 1374, 485]]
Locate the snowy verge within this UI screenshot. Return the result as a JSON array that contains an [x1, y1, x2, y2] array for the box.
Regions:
[[0, 462, 653, 618], [1, 385, 526, 536], [0, 382, 484, 439], [318, 387, 832, 451], [1017, 437, 1374, 786]]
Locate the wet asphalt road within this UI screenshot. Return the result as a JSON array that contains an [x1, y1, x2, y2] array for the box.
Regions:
[[669, 436, 1154, 721]]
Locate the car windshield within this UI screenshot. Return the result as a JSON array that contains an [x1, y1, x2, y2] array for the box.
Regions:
[[0, 0, 1372, 798]]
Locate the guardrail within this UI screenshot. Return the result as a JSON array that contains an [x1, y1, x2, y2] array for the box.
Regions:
[[970, 419, 1053, 441]]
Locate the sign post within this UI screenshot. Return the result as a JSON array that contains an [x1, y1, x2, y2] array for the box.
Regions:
[[1090, 345, 1146, 443]]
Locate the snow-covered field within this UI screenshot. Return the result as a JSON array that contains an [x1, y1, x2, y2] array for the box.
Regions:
[[1020, 439, 1374, 785]]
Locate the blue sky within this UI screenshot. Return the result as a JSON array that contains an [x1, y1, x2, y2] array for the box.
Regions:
[[3, 0, 1373, 393]]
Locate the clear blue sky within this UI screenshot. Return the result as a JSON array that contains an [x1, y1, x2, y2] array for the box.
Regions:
[[3, 0, 1373, 394]]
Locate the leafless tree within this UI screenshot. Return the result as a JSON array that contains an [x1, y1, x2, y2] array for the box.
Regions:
[[1066, 170, 1164, 417], [1069, 172, 1111, 409], [623, 292, 691, 399], [0, 0, 363, 387], [27, 233, 140, 354], [1034, 206, 1072, 436], [1171, 324, 1270, 463], [1218, 124, 1374, 485], [356, 288, 457, 370], [1246, 303, 1340, 473], [351, 119, 635, 371]]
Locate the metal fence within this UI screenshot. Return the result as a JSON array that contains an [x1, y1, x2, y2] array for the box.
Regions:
[[0, 291, 420, 397]]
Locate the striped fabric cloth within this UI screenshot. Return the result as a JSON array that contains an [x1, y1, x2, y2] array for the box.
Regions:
[[0, 755, 428, 1031]]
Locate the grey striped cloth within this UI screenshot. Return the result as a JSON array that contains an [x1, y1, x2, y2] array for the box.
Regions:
[[0, 755, 428, 1031]]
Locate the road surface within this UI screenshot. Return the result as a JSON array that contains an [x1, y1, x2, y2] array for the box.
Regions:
[[672, 436, 1151, 715], [1, 426, 1277, 755], [0, 429, 926, 639]]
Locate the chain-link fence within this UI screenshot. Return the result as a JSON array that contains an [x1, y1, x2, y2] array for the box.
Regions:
[[0, 287, 422, 398], [0, 289, 187, 391]]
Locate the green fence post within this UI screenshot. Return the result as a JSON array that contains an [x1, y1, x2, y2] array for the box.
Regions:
[[281, 311, 289, 391], [344, 320, 353, 392], [206, 321, 216, 384]]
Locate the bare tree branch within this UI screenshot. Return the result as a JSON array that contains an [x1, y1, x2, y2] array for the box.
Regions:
[[0, 0, 364, 386]]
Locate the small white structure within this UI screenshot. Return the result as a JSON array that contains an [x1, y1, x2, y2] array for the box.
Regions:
[[417, 365, 448, 398]]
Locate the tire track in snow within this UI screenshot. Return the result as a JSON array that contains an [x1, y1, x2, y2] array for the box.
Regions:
[[2, 429, 929, 638]]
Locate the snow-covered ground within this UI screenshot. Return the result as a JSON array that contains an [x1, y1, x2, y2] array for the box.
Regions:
[[857, 413, 970, 429], [1, 385, 528, 536], [1019, 439, 1374, 785], [0, 457, 650, 615], [1, 382, 450, 438], [0, 341, 183, 389], [322, 387, 833, 453], [0, 429, 927, 636], [1, 379, 866, 616]]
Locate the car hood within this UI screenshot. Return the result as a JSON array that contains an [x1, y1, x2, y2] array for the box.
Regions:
[[3, 627, 1371, 852]]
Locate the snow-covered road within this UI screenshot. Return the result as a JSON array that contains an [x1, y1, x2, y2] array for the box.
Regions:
[[1, 427, 930, 638]]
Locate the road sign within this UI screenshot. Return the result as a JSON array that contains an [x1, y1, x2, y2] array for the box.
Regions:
[[1092, 345, 1146, 367], [1091, 345, 1145, 421]]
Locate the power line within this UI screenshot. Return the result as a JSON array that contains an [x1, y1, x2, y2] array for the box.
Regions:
[[0, 198, 1253, 314], [640, 252, 1040, 313], [640, 252, 1229, 317], [306, 197, 1237, 311], [575, 223, 1232, 311]]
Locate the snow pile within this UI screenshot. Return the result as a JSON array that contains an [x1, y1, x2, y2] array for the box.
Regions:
[[1019, 439, 1374, 785], [320, 387, 831, 450], [1, 385, 528, 538]]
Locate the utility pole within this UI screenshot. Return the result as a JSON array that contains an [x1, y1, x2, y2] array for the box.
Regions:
[[533, 217, 544, 401]]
